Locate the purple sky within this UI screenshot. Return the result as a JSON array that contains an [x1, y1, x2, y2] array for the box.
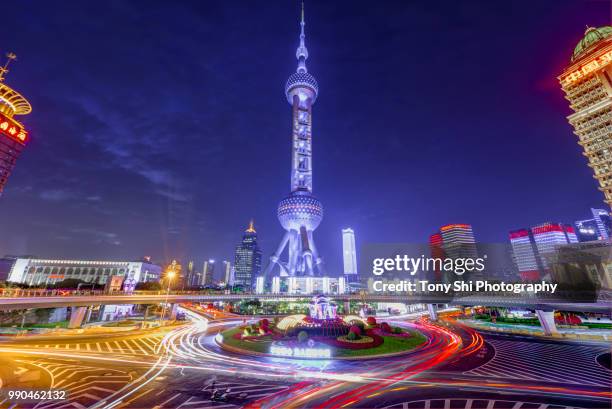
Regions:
[[0, 0, 609, 275]]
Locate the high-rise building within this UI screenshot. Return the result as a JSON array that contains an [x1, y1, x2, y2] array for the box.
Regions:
[[509, 222, 578, 281], [430, 224, 478, 281], [574, 208, 611, 242], [558, 26, 612, 209], [262, 3, 327, 289], [185, 260, 196, 287], [234, 221, 262, 289], [575, 218, 600, 242], [222, 260, 233, 287], [342, 228, 358, 282], [438, 224, 478, 259], [202, 259, 215, 287], [593, 208, 612, 237], [0, 53, 31, 195]]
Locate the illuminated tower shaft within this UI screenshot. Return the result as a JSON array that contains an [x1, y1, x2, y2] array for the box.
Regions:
[[264, 3, 325, 281]]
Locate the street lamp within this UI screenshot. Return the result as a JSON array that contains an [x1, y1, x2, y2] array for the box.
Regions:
[[159, 270, 176, 324]]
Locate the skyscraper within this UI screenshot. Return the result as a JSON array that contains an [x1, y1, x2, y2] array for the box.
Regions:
[[559, 26, 612, 209], [430, 224, 478, 281], [234, 221, 262, 289], [262, 3, 326, 292], [509, 222, 578, 281], [222, 260, 233, 287], [575, 208, 611, 242], [438, 224, 477, 259], [0, 52, 31, 195], [202, 259, 215, 287], [342, 228, 358, 282]]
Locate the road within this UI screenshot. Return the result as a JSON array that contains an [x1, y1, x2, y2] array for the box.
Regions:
[[0, 310, 609, 409]]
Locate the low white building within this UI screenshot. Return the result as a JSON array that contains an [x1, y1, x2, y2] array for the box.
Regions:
[[5, 258, 161, 286]]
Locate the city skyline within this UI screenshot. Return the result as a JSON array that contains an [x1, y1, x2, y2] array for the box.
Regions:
[[0, 1, 609, 272]]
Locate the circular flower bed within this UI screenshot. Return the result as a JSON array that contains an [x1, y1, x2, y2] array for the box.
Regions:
[[337, 335, 374, 343]]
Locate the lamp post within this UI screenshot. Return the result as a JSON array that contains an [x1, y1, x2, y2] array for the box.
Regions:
[[159, 270, 176, 324]]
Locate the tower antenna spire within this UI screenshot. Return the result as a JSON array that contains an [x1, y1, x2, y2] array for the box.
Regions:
[[0, 52, 17, 83], [296, 1, 308, 73]]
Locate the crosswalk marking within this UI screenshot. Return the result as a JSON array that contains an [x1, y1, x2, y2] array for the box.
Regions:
[[466, 339, 611, 387]]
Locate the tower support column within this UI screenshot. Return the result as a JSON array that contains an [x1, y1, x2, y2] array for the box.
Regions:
[[68, 306, 88, 329], [427, 304, 438, 321], [535, 309, 558, 335]]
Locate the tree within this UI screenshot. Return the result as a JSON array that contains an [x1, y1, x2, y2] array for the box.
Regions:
[[297, 331, 308, 343], [135, 281, 162, 291], [53, 279, 89, 289]]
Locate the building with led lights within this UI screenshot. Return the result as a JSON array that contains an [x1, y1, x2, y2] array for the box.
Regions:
[[234, 221, 262, 289], [559, 26, 612, 209], [0, 53, 31, 196], [3, 257, 161, 286], [432, 224, 478, 259], [342, 228, 358, 283], [260, 4, 336, 295], [509, 222, 578, 281], [429, 224, 479, 282], [202, 259, 215, 287], [222, 260, 233, 287], [575, 208, 611, 242]]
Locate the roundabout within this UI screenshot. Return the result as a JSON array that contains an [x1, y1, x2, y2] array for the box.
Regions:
[[215, 295, 428, 360]]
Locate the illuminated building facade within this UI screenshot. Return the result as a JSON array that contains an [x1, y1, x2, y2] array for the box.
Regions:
[[4, 257, 161, 286], [222, 260, 233, 287], [202, 259, 215, 287], [575, 208, 612, 242], [342, 228, 358, 283], [510, 223, 578, 281], [261, 4, 330, 294], [559, 26, 612, 209], [0, 53, 31, 196], [234, 221, 262, 289], [430, 224, 479, 281], [437, 224, 477, 259], [575, 218, 600, 242]]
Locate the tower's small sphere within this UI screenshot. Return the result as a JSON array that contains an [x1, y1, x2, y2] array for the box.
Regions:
[[278, 192, 323, 231], [285, 72, 318, 104]]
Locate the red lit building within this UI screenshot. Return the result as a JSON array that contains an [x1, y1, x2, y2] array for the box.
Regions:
[[509, 223, 578, 281], [430, 224, 479, 281], [0, 53, 31, 195]]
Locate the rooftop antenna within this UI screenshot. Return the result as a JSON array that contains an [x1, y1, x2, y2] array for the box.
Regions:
[[0, 52, 17, 83]]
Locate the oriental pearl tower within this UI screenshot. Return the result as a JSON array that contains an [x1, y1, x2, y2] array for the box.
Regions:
[[262, 2, 326, 292]]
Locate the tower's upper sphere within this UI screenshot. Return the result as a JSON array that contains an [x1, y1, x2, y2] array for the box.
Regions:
[[277, 191, 323, 231], [285, 71, 318, 104], [572, 26, 612, 62]]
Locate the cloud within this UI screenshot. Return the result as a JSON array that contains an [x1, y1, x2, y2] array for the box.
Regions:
[[39, 189, 73, 202]]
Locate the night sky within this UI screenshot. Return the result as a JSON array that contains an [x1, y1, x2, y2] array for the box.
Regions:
[[0, 1, 609, 276]]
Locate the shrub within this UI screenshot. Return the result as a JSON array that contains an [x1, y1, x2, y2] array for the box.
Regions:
[[380, 322, 392, 333], [366, 316, 377, 326], [352, 321, 365, 332], [260, 318, 269, 329], [392, 326, 403, 334], [347, 331, 357, 341], [349, 325, 361, 336], [297, 330, 308, 343]]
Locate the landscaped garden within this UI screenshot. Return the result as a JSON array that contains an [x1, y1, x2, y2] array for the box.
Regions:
[[217, 295, 427, 359]]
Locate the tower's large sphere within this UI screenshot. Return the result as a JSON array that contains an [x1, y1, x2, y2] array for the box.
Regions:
[[285, 72, 318, 104], [278, 192, 323, 231]]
